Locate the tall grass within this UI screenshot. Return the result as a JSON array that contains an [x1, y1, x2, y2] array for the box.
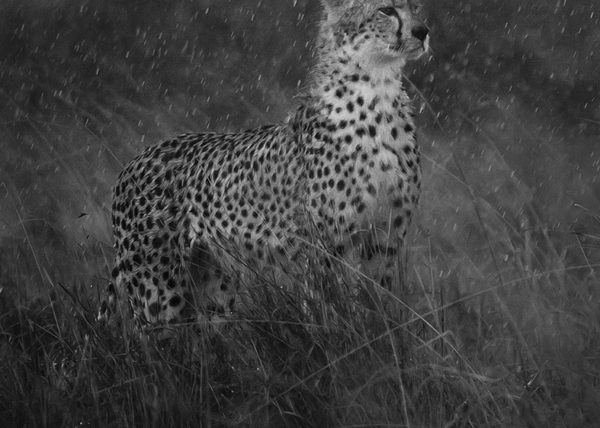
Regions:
[[2, 210, 598, 426], [1, 0, 599, 426]]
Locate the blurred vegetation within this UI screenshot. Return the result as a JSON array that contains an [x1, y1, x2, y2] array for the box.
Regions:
[[0, 0, 599, 426]]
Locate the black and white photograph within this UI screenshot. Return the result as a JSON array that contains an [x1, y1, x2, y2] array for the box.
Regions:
[[1, 0, 598, 426]]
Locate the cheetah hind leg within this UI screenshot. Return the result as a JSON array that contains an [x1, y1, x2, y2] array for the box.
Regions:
[[187, 242, 237, 333], [96, 278, 137, 333], [97, 281, 117, 324]]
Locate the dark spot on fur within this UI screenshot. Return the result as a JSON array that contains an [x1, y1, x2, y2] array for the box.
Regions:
[[393, 216, 404, 228], [149, 302, 161, 316]]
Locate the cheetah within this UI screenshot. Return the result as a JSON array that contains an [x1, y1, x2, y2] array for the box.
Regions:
[[99, 0, 429, 329]]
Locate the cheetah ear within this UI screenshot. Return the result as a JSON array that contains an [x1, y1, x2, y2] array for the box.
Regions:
[[321, 0, 353, 23]]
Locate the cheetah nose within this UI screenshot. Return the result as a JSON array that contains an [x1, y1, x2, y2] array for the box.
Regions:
[[411, 25, 429, 42]]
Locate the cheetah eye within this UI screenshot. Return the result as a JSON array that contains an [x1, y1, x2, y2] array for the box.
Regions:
[[378, 7, 397, 17]]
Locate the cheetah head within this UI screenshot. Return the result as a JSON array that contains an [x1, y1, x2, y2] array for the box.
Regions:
[[321, 0, 429, 66]]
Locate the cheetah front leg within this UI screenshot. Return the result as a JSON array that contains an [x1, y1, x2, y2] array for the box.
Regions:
[[332, 217, 409, 304], [358, 223, 406, 294]]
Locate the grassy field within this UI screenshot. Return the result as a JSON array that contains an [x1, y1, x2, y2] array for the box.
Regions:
[[1, 0, 599, 426]]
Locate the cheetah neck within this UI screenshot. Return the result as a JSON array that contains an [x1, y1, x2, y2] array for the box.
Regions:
[[303, 49, 417, 155]]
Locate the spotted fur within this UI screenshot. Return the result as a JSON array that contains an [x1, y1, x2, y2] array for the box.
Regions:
[[99, 0, 429, 328]]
